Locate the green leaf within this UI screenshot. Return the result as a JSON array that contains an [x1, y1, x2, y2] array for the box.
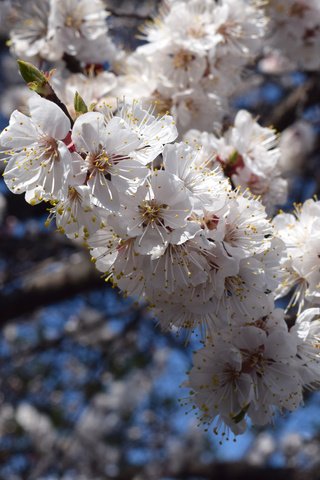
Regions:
[[17, 60, 47, 86], [228, 149, 239, 166], [88, 102, 97, 112], [74, 91, 88, 116]]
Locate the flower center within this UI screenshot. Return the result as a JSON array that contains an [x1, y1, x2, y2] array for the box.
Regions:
[[172, 50, 195, 69], [203, 213, 219, 230], [40, 136, 59, 161], [225, 275, 245, 298], [185, 98, 199, 114], [152, 91, 173, 116], [217, 20, 241, 41], [187, 25, 205, 39], [241, 346, 265, 374], [224, 364, 241, 384], [139, 200, 168, 227], [64, 15, 83, 31], [88, 150, 111, 174]]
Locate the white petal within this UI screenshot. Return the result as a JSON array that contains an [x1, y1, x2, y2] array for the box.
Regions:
[[28, 95, 71, 139]]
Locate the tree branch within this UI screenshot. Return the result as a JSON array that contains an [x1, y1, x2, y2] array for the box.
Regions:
[[265, 72, 320, 131], [113, 462, 298, 480], [0, 252, 105, 325]]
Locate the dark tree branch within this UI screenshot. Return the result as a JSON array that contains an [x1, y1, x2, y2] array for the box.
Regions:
[[107, 7, 153, 20], [265, 72, 320, 132], [0, 252, 105, 325], [113, 463, 299, 480]]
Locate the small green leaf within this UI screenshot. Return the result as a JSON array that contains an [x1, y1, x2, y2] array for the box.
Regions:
[[17, 60, 47, 86], [74, 91, 88, 116], [228, 149, 239, 166], [88, 102, 97, 112]]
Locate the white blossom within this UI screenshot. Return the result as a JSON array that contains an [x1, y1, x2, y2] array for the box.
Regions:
[[49, 0, 109, 59], [273, 199, 320, 311], [264, 0, 320, 71], [109, 170, 193, 258], [2, 0, 320, 440], [9, 0, 61, 61], [184, 110, 288, 214], [291, 308, 320, 388], [0, 95, 74, 203], [188, 314, 302, 435]]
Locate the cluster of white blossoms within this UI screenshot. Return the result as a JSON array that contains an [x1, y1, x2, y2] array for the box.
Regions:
[[188, 307, 320, 435], [113, 0, 268, 132], [184, 110, 288, 215], [51, 70, 118, 119], [1, 0, 122, 123], [2, 89, 320, 437], [9, 0, 118, 64], [91, 142, 280, 334], [273, 199, 320, 312], [1, 0, 320, 440], [264, 0, 320, 71], [0, 94, 177, 223]]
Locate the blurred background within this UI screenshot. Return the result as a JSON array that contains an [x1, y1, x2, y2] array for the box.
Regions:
[[0, 0, 320, 479]]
